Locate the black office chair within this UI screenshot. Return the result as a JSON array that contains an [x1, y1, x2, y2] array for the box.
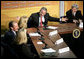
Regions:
[[1, 35, 19, 59]]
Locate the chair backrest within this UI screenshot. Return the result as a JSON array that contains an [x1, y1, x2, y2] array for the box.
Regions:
[[1, 45, 4, 57], [1, 40, 19, 58]]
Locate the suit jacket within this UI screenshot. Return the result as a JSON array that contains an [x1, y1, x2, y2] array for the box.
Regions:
[[27, 12, 60, 28], [4, 30, 16, 46], [66, 9, 83, 23]]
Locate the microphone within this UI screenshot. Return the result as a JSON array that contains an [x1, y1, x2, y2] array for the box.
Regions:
[[37, 31, 48, 49], [41, 40, 48, 49], [34, 24, 48, 49], [37, 30, 43, 37], [39, 36, 48, 49], [34, 25, 43, 37], [43, 24, 49, 30]]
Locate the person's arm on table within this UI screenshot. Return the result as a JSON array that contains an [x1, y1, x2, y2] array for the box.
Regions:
[[47, 13, 67, 22]]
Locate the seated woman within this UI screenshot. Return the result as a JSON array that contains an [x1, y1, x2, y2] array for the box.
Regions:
[[14, 16, 36, 58], [66, 4, 83, 23], [18, 16, 32, 44]]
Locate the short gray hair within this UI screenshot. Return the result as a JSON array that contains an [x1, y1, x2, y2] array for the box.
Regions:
[[40, 7, 47, 12], [72, 4, 79, 9]]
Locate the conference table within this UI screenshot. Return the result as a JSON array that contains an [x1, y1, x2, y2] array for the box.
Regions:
[[27, 23, 83, 58]]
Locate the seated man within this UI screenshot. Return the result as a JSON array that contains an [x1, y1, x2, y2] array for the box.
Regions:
[[66, 4, 83, 23], [4, 21, 19, 47], [3, 21, 19, 58], [27, 7, 67, 28]]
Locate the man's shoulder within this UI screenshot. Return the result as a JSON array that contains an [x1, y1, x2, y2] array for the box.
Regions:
[[31, 12, 39, 16], [5, 30, 13, 36], [46, 12, 49, 14], [66, 9, 72, 13], [44, 13, 49, 16], [77, 10, 81, 13]]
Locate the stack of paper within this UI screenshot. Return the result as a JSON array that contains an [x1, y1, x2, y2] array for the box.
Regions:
[[49, 30, 58, 36], [41, 48, 56, 56], [55, 38, 64, 45], [37, 41, 43, 44], [79, 22, 83, 28], [47, 26, 58, 30], [29, 33, 41, 36], [58, 47, 70, 53], [41, 48, 56, 53]]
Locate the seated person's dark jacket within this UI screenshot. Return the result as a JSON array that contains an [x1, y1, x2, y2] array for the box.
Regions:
[[3, 30, 16, 47], [27, 12, 60, 28], [66, 9, 83, 23]]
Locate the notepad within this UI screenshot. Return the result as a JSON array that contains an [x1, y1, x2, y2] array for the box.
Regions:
[[47, 26, 58, 30], [55, 38, 64, 45], [37, 41, 43, 44], [58, 47, 70, 53], [79, 22, 83, 28], [41, 48, 56, 53], [41, 48, 56, 56], [49, 30, 58, 36], [29, 33, 41, 36]]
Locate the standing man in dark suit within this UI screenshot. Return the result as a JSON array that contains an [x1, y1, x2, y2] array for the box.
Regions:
[[4, 21, 19, 47], [66, 4, 83, 23], [27, 7, 67, 28]]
